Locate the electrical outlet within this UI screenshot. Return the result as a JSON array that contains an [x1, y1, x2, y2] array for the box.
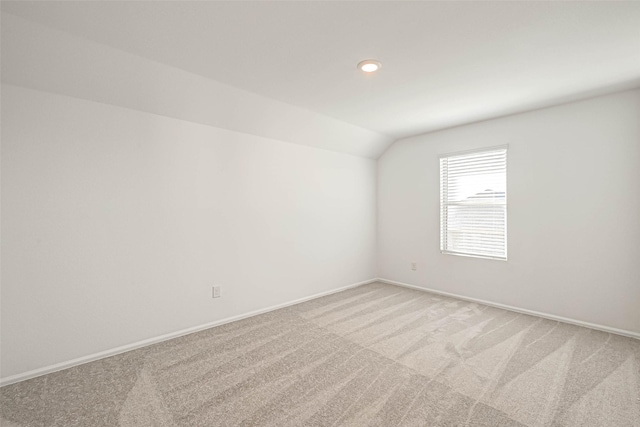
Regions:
[[212, 286, 221, 298], [411, 262, 417, 271]]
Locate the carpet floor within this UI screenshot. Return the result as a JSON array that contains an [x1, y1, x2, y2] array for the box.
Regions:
[[1, 282, 639, 426]]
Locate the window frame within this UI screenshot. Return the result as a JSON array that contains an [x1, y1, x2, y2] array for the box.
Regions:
[[439, 145, 508, 261]]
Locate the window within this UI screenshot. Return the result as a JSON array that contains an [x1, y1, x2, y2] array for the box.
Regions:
[[440, 147, 507, 260]]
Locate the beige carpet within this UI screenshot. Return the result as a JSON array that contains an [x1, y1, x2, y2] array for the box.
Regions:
[[1, 282, 639, 426]]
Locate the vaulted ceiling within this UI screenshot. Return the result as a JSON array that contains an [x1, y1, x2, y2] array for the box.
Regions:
[[3, 1, 640, 155]]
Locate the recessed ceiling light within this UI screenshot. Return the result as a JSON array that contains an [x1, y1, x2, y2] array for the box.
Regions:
[[357, 59, 381, 73]]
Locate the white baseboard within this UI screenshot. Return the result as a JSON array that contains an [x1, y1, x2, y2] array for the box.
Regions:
[[377, 278, 640, 340], [0, 278, 377, 387]]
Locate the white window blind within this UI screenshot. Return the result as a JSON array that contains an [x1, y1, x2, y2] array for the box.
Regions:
[[440, 147, 507, 260]]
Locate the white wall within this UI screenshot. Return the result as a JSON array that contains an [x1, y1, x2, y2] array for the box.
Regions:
[[378, 89, 640, 334], [1, 84, 377, 380]]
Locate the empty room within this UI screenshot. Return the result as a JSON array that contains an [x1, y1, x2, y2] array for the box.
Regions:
[[1, 1, 639, 426]]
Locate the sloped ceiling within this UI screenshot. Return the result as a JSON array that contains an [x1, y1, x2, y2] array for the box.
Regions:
[[2, 1, 640, 157]]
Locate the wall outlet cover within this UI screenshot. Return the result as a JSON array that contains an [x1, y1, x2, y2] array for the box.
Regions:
[[212, 286, 221, 298]]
